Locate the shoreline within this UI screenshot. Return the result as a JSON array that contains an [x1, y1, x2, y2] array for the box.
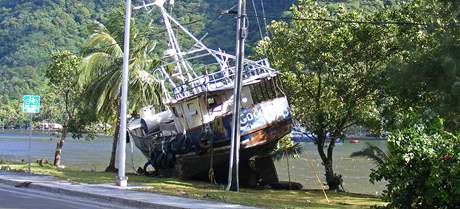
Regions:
[[0, 162, 385, 209], [0, 132, 387, 195]]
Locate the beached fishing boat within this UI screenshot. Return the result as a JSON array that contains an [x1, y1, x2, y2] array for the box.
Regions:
[[128, 0, 291, 186]]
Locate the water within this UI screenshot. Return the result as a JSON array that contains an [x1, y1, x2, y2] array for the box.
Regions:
[[0, 131, 141, 172], [275, 141, 387, 195], [0, 130, 386, 195]]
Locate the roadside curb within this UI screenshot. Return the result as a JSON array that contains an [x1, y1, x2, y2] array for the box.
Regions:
[[0, 174, 258, 209], [0, 177, 180, 209]]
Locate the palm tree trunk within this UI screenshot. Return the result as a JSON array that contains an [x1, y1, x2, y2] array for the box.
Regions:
[[105, 103, 122, 172], [53, 126, 67, 167], [286, 156, 291, 190], [105, 118, 120, 172]]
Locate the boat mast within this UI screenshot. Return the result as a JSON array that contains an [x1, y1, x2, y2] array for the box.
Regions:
[[227, 0, 247, 192], [138, 0, 194, 83], [158, 3, 193, 82]]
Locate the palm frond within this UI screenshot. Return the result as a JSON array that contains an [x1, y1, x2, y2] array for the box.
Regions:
[[272, 137, 303, 161], [80, 52, 117, 84], [79, 14, 161, 122], [350, 142, 388, 165], [83, 32, 123, 57]]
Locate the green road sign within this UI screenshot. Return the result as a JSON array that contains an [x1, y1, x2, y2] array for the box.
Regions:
[[23, 95, 40, 113]]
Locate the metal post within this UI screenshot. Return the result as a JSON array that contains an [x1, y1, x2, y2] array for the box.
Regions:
[[28, 113, 32, 173], [227, 0, 247, 192], [116, 0, 131, 187]]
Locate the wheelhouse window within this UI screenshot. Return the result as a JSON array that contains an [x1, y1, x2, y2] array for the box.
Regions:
[[187, 103, 198, 115], [207, 97, 217, 108], [250, 78, 280, 103]]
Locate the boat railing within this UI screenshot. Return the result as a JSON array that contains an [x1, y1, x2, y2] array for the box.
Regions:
[[154, 58, 276, 101]]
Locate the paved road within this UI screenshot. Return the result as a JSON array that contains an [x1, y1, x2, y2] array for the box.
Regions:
[[0, 183, 134, 209]]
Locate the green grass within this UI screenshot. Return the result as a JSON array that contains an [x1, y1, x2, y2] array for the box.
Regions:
[[0, 162, 385, 209]]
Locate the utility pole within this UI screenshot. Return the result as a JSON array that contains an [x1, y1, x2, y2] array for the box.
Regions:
[[116, 0, 131, 187], [227, 0, 247, 192], [28, 113, 32, 173]]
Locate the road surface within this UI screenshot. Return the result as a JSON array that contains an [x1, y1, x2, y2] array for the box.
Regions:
[[0, 183, 134, 209]]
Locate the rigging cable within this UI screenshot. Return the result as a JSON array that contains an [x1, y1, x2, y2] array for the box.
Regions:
[[145, 15, 222, 38], [251, 0, 264, 39], [260, 0, 268, 36]]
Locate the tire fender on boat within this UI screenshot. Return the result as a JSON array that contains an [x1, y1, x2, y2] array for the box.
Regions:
[[179, 134, 192, 153], [168, 138, 179, 154], [159, 153, 169, 169], [198, 131, 213, 149], [195, 130, 213, 155], [166, 152, 176, 168]]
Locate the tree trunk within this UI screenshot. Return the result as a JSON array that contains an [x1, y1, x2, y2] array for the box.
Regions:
[[105, 117, 120, 172], [54, 126, 67, 167], [286, 156, 291, 189], [316, 135, 341, 191], [105, 99, 123, 173], [323, 158, 340, 190]]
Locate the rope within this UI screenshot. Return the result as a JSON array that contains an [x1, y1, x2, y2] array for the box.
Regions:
[[208, 124, 216, 184], [275, 77, 286, 97], [251, 0, 264, 39], [202, 80, 216, 184], [304, 150, 330, 203]]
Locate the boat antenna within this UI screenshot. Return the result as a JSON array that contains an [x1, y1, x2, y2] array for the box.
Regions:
[[227, 0, 247, 192], [169, 0, 175, 13]]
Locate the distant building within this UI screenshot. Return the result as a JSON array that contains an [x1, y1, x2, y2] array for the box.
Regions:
[[36, 122, 63, 130]]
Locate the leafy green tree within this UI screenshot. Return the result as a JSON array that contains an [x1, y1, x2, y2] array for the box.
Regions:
[[382, 0, 460, 131], [257, 0, 395, 190], [80, 8, 160, 172], [0, 98, 25, 129], [370, 111, 460, 208], [46, 50, 95, 167]]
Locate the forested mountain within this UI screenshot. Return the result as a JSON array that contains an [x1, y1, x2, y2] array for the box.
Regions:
[[0, 0, 392, 126], [0, 0, 293, 94]]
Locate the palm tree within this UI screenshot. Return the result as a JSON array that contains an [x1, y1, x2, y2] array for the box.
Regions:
[[80, 8, 161, 172], [271, 137, 303, 189]]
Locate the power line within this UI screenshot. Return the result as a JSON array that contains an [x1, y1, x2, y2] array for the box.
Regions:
[[242, 14, 460, 29], [140, 7, 460, 41], [145, 5, 236, 38], [147, 18, 215, 38]]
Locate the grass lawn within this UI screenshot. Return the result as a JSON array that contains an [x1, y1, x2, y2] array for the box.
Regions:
[[0, 162, 385, 209]]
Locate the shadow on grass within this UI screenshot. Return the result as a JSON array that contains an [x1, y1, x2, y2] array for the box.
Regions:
[[1, 162, 385, 209]]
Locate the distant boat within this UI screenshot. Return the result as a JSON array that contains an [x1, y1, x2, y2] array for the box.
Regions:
[[349, 139, 360, 144], [127, 1, 291, 186], [346, 134, 387, 141], [290, 126, 342, 143]]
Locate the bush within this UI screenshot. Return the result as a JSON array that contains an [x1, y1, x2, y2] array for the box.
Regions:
[[371, 113, 460, 208]]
